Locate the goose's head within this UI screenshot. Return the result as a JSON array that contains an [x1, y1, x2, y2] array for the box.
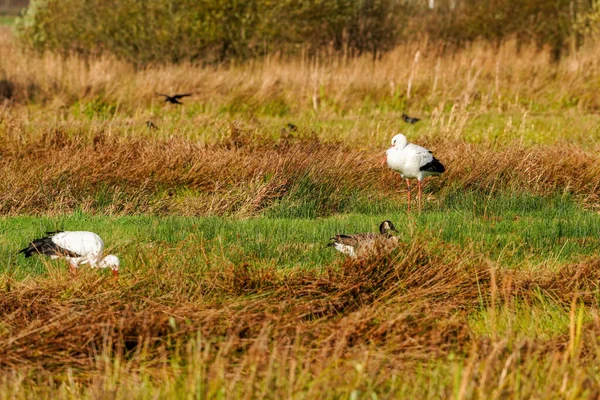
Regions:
[[390, 133, 407, 149], [99, 255, 120, 277], [379, 220, 398, 234]]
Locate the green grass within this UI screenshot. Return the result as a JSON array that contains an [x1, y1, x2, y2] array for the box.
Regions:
[[0, 16, 15, 26], [4, 193, 599, 280]]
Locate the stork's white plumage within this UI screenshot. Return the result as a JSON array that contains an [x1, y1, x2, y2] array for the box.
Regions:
[[19, 231, 120, 277], [383, 133, 445, 213]]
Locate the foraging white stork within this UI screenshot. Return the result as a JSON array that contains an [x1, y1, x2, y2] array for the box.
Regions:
[[382, 133, 445, 213], [328, 220, 398, 258], [19, 231, 120, 277]]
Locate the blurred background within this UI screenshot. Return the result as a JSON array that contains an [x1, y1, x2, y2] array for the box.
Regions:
[[3, 0, 600, 65]]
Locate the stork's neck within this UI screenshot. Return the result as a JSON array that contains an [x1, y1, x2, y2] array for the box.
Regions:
[[394, 139, 407, 150], [88, 254, 104, 267]]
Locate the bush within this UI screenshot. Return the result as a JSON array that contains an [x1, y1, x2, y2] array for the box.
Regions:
[[14, 0, 600, 65], [14, 0, 412, 65]]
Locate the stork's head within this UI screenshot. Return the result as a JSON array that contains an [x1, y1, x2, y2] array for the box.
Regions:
[[379, 220, 398, 234], [99, 255, 120, 277], [390, 133, 407, 149]]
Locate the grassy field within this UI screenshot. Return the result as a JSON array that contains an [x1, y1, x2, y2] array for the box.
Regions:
[[2, 25, 600, 398]]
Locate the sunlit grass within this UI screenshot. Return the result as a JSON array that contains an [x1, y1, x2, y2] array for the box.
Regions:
[[2, 26, 600, 398], [3, 193, 599, 281]]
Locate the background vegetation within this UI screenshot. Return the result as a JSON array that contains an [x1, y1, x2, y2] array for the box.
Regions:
[[13, 0, 600, 64], [1, 1, 600, 398]]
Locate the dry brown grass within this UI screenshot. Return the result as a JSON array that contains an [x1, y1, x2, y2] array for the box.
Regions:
[[2, 241, 600, 397], [0, 24, 599, 216], [0, 132, 598, 215], [2, 26, 600, 114]]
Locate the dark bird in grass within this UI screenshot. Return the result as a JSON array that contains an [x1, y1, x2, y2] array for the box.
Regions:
[[156, 92, 192, 105], [146, 121, 158, 130], [287, 123, 297, 132], [402, 113, 421, 124]]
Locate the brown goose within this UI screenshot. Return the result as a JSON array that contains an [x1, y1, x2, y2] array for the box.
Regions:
[[328, 220, 398, 258]]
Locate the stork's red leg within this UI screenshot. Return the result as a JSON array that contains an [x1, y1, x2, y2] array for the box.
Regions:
[[406, 179, 411, 213], [418, 180, 422, 214]]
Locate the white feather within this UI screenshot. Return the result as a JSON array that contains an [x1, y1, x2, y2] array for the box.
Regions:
[[50, 231, 119, 270], [385, 133, 440, 181], [332, 242, 356, 258]]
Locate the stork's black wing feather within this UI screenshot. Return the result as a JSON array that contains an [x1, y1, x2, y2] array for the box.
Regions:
[[19, 235, 81, 258], [420, 157, 445, 173]]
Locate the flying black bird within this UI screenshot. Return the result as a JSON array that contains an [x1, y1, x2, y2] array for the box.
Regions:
[[402, 113, 421, 124], [156, 92, 192, 105], [146, 121, 158, 130]]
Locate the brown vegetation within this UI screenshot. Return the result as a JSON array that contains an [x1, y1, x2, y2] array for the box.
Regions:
[[0, 131, 598, 215], [2, 242, 600, 396]]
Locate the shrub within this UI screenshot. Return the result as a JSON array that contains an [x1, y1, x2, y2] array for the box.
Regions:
[[14, 0, 412, 65], [13, 0, 600, 65]]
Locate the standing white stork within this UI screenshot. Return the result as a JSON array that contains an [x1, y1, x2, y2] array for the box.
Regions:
[[19, 231, 120, 278], [382, 133, 445, 213]]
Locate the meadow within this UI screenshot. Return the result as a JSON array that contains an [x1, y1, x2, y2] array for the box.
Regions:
[[1, 20, 600, 398]]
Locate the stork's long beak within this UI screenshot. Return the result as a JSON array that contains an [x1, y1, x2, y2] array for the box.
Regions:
[[112, 269, 119, 280], [381, 154, 387, 166]]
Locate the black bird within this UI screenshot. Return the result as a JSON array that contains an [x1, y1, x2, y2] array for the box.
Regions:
[[287, 123, 297, 132], [156, 92, 192, 105], [402, 113, 421, 124], [146, 121, 158, 130]]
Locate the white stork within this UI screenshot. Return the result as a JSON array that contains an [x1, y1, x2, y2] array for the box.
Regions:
[[382, 133, 445, 213], [19, 231, 120, 278]]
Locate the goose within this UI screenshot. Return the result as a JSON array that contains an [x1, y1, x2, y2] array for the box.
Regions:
[[19, 231, 120, 277], [382, 133, 445, 213], [328, 220, 398, 258]]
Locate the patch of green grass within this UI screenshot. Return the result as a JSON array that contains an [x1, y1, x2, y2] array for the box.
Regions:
[[3, 193, 599, 279], [469, 296, 589, 340], [0, 16, 15, 26]]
